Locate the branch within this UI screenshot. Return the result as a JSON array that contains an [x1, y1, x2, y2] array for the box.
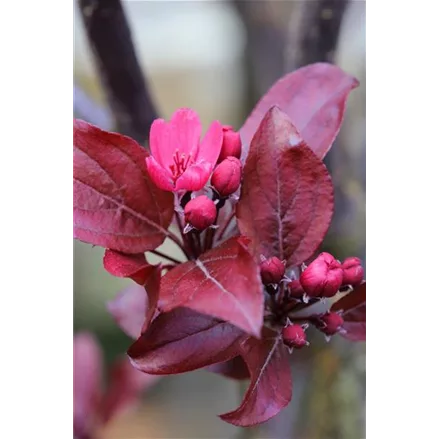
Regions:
[[232, 0, 286, 112], [78, 0, 158, 145], [284, 0, 349, 70]]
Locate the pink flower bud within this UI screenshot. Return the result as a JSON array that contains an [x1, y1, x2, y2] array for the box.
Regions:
[[341, 257, 364, 286], [184, 195, 216, 231], [299, 252, 343, 298], [282, 324, 308, 349], [260, 257, 285, 285], [288, 279, 305, 299], [316, 312, 344, 336], [218, 126, 242, 162], [211, 156, 242, 197]]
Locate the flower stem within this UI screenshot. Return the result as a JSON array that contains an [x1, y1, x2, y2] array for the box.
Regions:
[[204, 200, 224, 252], [277, 282, 286, 305], [216, 208, 236, 242], [203, 220, 217, 253], [164, 229, 191, 260], [173, 193, 197, 260], [194, 232, 203, 256], [149, 250, 182, 265]]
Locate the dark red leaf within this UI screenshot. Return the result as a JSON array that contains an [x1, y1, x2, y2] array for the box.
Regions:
[[73, 332, 102, 439], [220, 328, 292, 427], [128, 308, 245, 374], [331, 282, 366, 341], [74, 119, 174, 253], [142, 264, 162, 330], [107, 265, 161, 339], [236, 107, 334, 267], [206, 356, 250, 380], [158, 237, 264, 337], [103, 249, 152, 285], [100, 357, 160, 424], [240, 63, 359, 161]]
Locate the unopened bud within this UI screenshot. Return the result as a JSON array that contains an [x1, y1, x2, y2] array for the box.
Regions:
[[260, 257, 285, 285], [211, 156, 242, 197], [218, 126, 242, 162], [341, 257, 364, 286], [282, 324, 308, 349], [299, 252, 343, 298], [288, 279, 305, 299], [184, 195, 216, 231], [315, 312, 344, 336]]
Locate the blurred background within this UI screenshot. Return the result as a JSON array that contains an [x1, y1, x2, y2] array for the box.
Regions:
[[74, 1, 365, 438]]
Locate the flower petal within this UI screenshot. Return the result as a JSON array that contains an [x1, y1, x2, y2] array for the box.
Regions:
[[170, 108, 202, 157], [198, 120, 223, 164], [150, 118, 176, 168], [175, 160, 212, 191], [145, 156, 175, 191]]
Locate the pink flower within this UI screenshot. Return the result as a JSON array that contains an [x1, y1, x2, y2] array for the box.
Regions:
[[146, 108, 223, 192]]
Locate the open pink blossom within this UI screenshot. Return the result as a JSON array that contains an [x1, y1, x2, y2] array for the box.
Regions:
[[145, 108, 223, 191]]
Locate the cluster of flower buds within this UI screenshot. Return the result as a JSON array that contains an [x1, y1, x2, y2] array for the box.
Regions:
[[281, 308, 346, 349], [281, 252, 364, 303], [183, 126, 242, 232], [276, 253, 363, 345]]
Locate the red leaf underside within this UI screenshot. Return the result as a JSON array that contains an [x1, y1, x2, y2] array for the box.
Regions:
[[220, 328, 292, 427], [74, 120, 174, 253], [128, 308, 245, 374], [237, 107, 334, 267], [158, 237, 264, 337], [142, 264, 162, 330], [331, 282, 366, 341], [103, 249, 152, 285], [206, 356, 250, 380], [240, 62, 359, 161]]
